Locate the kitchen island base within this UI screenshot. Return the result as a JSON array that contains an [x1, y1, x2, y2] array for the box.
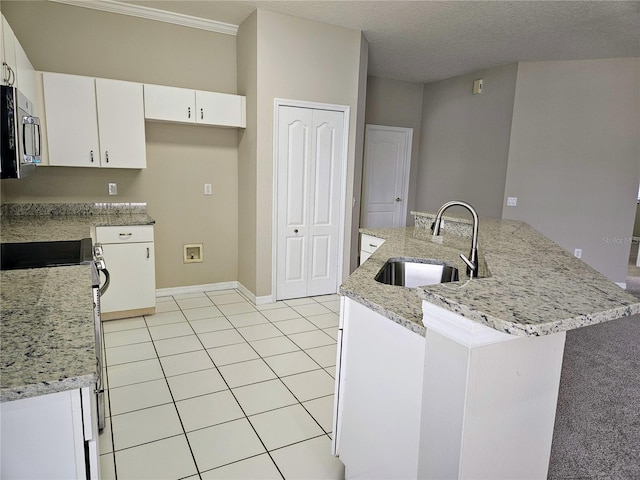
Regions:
[[420, 301, 566, 479], [333, 297, 567, 479]]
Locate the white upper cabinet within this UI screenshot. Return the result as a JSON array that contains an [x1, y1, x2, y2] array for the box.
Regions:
[[196, 90, 245, 127], [143, 83, 195, 123], [95, 78, 146, 169], [43, 72, 146, 168], [2, 16, 17, 86], [43, 73, 100, 167], [144, 83, 246, 128], [2, 15, 37, 107]]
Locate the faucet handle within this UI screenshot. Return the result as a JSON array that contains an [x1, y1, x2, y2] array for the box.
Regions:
[[460, 253, 476, 272]]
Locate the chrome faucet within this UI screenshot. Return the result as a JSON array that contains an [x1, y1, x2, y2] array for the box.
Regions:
[[431, 201, 479, 278]]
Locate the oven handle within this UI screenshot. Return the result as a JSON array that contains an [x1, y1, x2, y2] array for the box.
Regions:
[[99, 268, 110, 296]]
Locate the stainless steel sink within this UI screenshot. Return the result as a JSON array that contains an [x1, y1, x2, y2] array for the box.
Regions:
[[375, 259, 459, 287]]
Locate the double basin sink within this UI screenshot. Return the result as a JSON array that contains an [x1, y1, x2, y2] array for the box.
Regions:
[[375, 258, 459, 288]]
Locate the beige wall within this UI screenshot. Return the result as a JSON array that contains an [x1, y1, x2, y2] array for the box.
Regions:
[[365, 75, 424, 225], [0, 1, 239, 289], [503, 58, 640, 283], [236, 11, 258, 294], [244, 9, 364, 297], [415, 63, 518, 219]]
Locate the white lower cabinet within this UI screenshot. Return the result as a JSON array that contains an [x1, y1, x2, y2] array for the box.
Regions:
[[333, 297, 424, 479], [359, 233, 385, 265], [0, 388, 99, 480], [96, 225, 156, 320]]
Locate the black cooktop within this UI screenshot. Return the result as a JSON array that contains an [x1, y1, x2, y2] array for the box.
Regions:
[[0, 238, 93, 270]]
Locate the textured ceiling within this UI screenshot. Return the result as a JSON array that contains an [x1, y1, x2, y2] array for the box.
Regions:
[[123, 1, 640, 83]]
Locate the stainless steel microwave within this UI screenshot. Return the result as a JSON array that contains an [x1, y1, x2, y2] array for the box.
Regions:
[[1, 85, 41, 179]]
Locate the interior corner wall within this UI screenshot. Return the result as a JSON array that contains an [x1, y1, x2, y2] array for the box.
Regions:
[[236, 11, 258, 294], [415, 63, 518, 219], [365, 75, 424, 225], [503, 58, 640, 284], [349, 32, 370, 274], [254, 9, 363, 297]]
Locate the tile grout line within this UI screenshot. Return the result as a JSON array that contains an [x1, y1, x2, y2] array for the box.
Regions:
[[104, 289, 341, 478]]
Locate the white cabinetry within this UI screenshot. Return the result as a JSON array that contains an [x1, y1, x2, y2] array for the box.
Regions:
[[144, 83, 246, 128], [0, 388, 99, 480], [359, 233, 385, 265], [2, 15, 37, 107], [43, 72, 146, 168], [96, 225, 156, 320], [333, 297, 424, 479]]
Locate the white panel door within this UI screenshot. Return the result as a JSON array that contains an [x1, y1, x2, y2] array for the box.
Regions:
[[277, 106, 344, 300], [361, 125, 413, 228]]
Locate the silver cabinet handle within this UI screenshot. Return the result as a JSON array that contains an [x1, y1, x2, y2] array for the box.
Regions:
[[200, 108, 204, 120], [369, 244, 378, 248], [118, 233, 133, 238], [90, 150, 94, 162], [105, 151, 109, 163], [3, 62, 15, 85], [188, 106, 191, 119], [395, 197, 402, 202], [294, 229, 299, 233], [146, 247, 150, 259]]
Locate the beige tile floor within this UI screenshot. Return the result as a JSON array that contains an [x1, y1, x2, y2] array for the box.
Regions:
[[98, 289, 345, 480]]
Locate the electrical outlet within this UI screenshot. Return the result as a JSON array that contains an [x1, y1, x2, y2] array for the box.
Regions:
[[108, 183, 117, 195], [574, 248, 582, 259], [507, 197, 517, 207], [204, 184, 212, 195]]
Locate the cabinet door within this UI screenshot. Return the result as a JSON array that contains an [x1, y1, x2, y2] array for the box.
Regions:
[[96, 78, 146, 169], [195, 90, 246, 127], [100, 241, 156, 314], [144, 83, 195, 123], [43, 73, 100, 167], [14, 40, 36, 106], [2, 16, 17, 86]]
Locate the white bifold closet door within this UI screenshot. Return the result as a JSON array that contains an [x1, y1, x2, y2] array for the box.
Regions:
[[276, 106, 345, 300]]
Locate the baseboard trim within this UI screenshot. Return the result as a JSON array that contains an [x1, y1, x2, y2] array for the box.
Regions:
[[156, 281, 275, 305], [236, 282, 275, 305], [156, 281, 239, 298]]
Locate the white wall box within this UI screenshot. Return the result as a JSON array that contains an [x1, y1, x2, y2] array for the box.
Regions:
[[95, 225, 156, 320], [1, 387, 100, 480], [42, 72, 146, 168], [144, 83, 246, 128], [359, 233, 385, 265]]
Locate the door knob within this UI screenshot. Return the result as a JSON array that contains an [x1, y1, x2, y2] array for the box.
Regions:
[[395, 197, 402, 202]]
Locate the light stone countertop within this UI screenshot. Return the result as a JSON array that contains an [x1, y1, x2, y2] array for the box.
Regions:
[[343, 218, 640, 337], [0, 203, 155, 402]]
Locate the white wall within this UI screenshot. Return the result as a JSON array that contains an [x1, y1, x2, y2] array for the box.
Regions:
[[503, 58, 640, 283]]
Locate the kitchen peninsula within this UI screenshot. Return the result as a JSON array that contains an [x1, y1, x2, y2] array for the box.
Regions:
[[333, 212, 640, 479], [0, 203, 155, 479]]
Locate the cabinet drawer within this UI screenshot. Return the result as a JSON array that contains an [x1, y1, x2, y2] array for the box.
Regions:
[[96, 225, 154, 244], [360, 234, 385, 254]]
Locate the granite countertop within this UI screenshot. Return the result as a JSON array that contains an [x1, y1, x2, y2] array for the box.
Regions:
[[342, 216, 640, 337], [0, 203, 155, 402]]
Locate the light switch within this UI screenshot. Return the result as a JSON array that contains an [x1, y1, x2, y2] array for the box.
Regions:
[[108, 183, 117, 195], [204, 184, 212, 195], [506, 197, 517, 207]]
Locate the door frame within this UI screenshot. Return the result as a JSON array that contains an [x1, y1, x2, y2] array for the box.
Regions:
[[272, 98, 351, 301], [362, 124, 413, 228]]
